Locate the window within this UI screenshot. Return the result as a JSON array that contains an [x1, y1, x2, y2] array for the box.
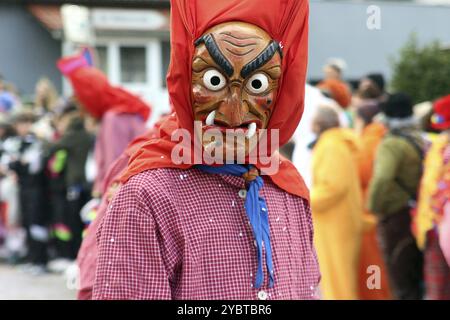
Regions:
[[120, 46, 147, 83], [95, 46, 109, 76], [161, 41, 171, 88]]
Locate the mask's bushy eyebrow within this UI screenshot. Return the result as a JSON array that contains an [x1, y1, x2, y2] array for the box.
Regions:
[[194, 34, 234, 77], [240, 41, 283, 79]]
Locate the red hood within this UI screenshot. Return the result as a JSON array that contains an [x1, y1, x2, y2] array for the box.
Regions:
[[122, 0, 310, 201], [57, 54, 151, 121], [168, 0, 309, 145], [432, 94, 450, 130]]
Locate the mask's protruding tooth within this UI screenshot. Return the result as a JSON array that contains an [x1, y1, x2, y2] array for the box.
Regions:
[[205, 110, 216, 126], [246, 122, 257, 139]]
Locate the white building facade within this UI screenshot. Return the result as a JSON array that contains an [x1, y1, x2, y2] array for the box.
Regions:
[[61, 6, 171, 125]]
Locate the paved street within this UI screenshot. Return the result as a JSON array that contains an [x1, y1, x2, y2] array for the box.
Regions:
[[0, 264, 76, 300]]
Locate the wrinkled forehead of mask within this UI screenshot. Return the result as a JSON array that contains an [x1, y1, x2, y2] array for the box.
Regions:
[[194, 22, 282, 81]]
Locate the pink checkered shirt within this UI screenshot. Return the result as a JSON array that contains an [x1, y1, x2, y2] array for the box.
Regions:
[[92, 167, 320, 300]]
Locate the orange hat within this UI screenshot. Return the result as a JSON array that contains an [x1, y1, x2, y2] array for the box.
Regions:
[[317, 79, 352, 108]]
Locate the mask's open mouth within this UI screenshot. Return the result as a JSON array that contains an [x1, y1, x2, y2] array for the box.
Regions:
[[200, 110, 261, 139]]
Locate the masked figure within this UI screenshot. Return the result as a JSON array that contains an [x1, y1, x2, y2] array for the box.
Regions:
[[57, 52, 151, 195], [93, 0, 320, 300]]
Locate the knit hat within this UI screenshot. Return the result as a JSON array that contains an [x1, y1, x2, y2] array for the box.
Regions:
[[431, 94, 450, 130], [380, 93, 413, 119]]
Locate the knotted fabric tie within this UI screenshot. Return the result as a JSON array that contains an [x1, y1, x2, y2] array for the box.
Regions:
[[196, 164, 274, 288]]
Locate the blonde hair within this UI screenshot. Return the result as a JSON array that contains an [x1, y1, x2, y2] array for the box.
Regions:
[[35, 77, 59, 112]]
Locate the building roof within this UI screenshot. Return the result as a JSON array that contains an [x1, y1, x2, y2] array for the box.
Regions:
[[20, 0, 170, 8], [28, 5, 63, 32], [27, 1, 170, 38]]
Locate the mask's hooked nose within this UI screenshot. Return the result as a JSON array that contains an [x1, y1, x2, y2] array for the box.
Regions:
[[218, 85, 248, 127]]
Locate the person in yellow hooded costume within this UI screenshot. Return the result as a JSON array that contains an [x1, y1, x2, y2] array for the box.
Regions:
[[416, 94, 450, 300], [310, 106, 363, 300]]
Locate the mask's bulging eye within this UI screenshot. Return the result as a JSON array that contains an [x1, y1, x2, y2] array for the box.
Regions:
[[246, 73, 269, 94], [203, 69, 226, 91]]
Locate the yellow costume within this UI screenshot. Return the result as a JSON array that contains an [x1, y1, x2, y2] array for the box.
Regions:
[[311, 128, 363, 300], [416, 133, 447, 250]]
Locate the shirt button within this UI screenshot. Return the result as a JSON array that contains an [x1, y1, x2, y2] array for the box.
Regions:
[[238, 189, 247, 199], [257, 290, 268, 300]]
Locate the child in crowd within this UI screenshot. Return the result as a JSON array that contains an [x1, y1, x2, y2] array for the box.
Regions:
[[1, 110, 49, 275], [46, 100, 94, 263]]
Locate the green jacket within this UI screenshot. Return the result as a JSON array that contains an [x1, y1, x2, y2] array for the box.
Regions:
[[367, 126, 424, 217]]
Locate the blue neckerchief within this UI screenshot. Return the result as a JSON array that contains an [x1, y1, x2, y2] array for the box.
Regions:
[[196, 164, 274, 289]]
